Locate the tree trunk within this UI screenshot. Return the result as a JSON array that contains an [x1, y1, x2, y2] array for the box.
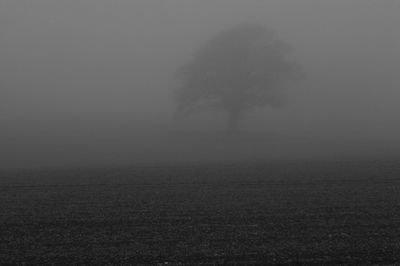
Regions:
[[227, 108, 241, 133]]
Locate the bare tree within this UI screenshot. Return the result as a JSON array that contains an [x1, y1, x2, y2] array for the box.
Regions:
[[174, 23, 303, 132]]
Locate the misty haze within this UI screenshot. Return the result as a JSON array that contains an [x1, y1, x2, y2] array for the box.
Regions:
[[2, 0, 400, 168], [1, 0, 400, 264]]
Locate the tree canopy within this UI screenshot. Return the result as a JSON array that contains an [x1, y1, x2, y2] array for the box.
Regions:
[[175, 23, 303, 131]]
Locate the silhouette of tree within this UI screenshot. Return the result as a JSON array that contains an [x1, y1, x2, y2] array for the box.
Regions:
[[175, 23, 303, 132]]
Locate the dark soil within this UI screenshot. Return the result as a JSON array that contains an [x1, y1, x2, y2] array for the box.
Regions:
[[1, 160, 400, 265]]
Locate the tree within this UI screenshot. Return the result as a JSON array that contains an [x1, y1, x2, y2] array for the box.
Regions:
[[174, 23, 303, 132]]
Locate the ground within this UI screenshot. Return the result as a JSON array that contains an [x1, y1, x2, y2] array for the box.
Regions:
[[1, 160, 400, 265]]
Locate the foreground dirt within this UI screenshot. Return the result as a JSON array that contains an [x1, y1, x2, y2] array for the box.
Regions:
[[1, 160, 400, 265]]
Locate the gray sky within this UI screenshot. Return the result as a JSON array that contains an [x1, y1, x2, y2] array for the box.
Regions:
[[1, 0, 400, 168]]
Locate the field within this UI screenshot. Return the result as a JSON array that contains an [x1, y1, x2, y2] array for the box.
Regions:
[[1, 160, 400, 265]]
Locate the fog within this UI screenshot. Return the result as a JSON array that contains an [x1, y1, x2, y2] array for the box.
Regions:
[[1, 0, 400, 168]]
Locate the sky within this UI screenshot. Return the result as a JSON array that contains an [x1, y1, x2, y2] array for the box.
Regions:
[[1, 0, 400, 168]]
